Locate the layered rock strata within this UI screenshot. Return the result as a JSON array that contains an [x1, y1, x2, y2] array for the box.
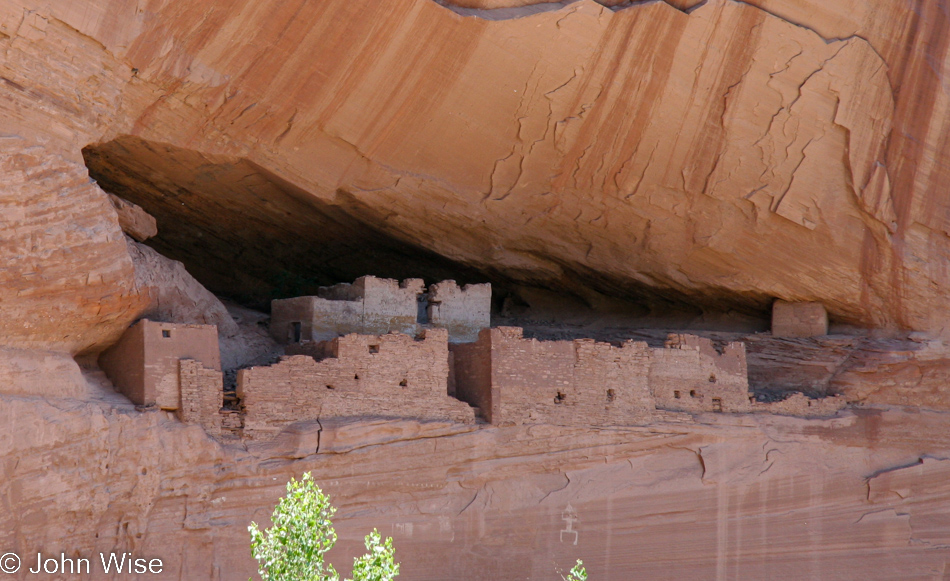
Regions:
[[6, 0, 950, 579], [5, 0, 950, 349]]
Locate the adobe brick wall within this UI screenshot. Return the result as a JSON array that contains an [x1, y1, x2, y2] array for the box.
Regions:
[[177, 359, 223, 435], [428, 280, 491, 343], [237, 329, 475, 439], [99, 319, 220, 409], [271, 276, 424, 343], [650, 334, 751, 414], [272, 276, 492, 345], [452, 327, 656, 426], [772, 300, 829, 338]]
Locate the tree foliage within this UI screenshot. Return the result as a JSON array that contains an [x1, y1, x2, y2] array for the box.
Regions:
[[562, 559, 587, 581], [349, 530, 399, 581], [248, 472, 399, 581]]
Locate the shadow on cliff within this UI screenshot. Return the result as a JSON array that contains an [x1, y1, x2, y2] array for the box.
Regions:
[[82, 136, 492, 310], [82, 135, 772, 331]]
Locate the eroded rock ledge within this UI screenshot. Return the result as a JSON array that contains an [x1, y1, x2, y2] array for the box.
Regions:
[[5, 0, 950, 578], [6, 0, 950, 356]]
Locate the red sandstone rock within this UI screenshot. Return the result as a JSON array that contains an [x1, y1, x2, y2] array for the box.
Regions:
[[5, 0, 950, 342], [107, 193, 157, 242], [127, 239, 240, 338], [6, 0, 950, 579]]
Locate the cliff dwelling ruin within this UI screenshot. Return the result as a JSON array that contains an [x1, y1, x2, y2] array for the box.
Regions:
[[95, 232, 847, 442], [11, 0, 950, 576]]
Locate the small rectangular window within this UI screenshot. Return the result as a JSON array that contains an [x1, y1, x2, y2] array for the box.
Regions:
[[162, 330, 171, 338], [291, 322, 301, 343], [369, 345, 379, 354], [712, 398, 723, 412]]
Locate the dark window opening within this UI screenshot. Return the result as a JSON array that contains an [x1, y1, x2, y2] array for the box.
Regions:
[[417, 293, 429, 325], [674, 390, 681, 399], [326, 385, 335, 390], [354, 374, 360, 380], [708, 374, 716, 383], [749, 395, 755, 403], [606, 389, 615, 403], [712, 398, 722, 412], [399, 379, 408, 387], [291, 322, 302, 343], [690, 390, 697, 398], [369, 345, 379, 354], [162, 330, 171, 338], [554, 392, 566, 404]]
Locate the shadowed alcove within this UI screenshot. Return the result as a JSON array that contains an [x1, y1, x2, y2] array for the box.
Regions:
[[82, 136, 491, 310], [82, 135, 772, 331]]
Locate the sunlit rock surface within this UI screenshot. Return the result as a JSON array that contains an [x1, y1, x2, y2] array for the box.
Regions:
[[4, 0, 950, 343], [5, 0, 950, 578]]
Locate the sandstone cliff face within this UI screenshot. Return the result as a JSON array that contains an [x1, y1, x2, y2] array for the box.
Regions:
[[4, 369, 950, 580], [6, 0, 950, 579], [4, 0, 950, 347]]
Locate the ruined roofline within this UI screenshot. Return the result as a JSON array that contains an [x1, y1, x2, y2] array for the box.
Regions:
[[104, 317, 846, 442], [237, 327, 474, 439], [271, 275, 492, 344], [452, 326, 845, 425]]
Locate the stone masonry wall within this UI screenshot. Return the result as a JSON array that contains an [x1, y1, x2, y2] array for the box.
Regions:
[[428, 280, 491, 343], [237, 329, 476, 439], [99, 319, 220, 409], [452, 327, 656, 426], [358, 276, 424, 336], [449, 334, 494, 422], [177, 359, 222, 435], [650, 334, 751, 414], [271, 276, 492, 344], [452, 328, 846, 425], [271, 276, 425, 343]]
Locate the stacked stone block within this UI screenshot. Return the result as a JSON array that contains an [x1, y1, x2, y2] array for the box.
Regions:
[[238, 329, 476, 439], [271, 276, 491, 344], [772, 300, 829, 338], [177, 359, 222, 435], [427, 280, 492, 342]]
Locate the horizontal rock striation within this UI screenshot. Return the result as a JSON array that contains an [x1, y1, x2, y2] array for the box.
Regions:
[[6, 0, 950, 578], [4, 0, 950, 349]]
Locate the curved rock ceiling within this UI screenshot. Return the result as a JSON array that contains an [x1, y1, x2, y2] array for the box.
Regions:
[[4, 0, 950, 352], [82, 136, 492, 309]]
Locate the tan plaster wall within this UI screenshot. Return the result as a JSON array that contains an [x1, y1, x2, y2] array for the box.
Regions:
[[99, 319, 220, 408], [428, 280, 492, 343]]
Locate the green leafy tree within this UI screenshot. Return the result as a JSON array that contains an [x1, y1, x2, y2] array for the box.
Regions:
[[562, 559, 587, 581], [348, 530, 399, 581], [248, 472, 399, 581]]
